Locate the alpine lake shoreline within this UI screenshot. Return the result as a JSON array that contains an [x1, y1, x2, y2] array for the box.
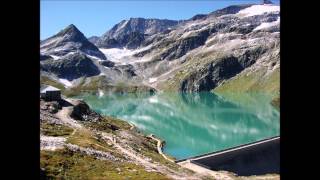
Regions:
[[40, 86, 279, 179]]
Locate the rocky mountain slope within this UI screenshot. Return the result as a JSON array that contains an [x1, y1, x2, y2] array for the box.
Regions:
[[95, 18, 180, 48], [88, 35, 100, 44], [40, 53, 101, 81], [40, 4, 280, 99], [40, 24, 106, 60]]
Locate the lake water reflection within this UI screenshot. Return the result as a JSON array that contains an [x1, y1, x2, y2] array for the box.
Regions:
[[76, 92, 280, 160]]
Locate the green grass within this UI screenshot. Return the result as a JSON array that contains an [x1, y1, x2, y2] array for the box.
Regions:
[[40, 149, 171, 180], [214, 68, 280, 95], [63, 76, 102, 97], [83, 116, 184, 173], [62, 76, 155, 97], [66, 129, 119, 154], [83, 116, 132, 133], [123, 133, 185, 174], [270, 96, 280, 110], [40, 76, 66, 90], [40, 122, 73, 137]]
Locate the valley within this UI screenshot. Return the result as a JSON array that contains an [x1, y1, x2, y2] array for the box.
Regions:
[[40, 2, 280, 179]]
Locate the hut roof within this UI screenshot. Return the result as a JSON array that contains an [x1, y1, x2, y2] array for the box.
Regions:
[[40, 85, 60, 93]]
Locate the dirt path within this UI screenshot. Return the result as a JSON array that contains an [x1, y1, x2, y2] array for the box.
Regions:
[[46, 99, 208, 179], [55, 107, 82, 129], [98, 132, 201, 180]]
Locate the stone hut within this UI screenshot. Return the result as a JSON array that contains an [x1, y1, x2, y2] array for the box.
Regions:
[[40, 85, 61, 101]]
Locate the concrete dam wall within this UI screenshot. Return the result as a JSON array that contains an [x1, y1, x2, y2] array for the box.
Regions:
[[178, 136, 280, 176]]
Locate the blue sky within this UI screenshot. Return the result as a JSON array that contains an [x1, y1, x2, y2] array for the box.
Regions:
[[41, 0, 280, 40]]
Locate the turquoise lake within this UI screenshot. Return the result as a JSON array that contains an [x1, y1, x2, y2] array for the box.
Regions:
[[75, 92, 280, 160]]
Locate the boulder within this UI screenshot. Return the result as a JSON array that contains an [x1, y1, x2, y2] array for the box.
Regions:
[[99, 60, 115, 67], [70, 100, 102, 121]]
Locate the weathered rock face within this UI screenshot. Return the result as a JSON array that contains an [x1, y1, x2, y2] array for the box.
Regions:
[[70, 100, 102, 122], [189, 14, 207, 21], [98, 38, 120, 48], [40, 54, 52, 61], [40, 24, 106, 60], [118, 32, 145, 49], [99, 60, 115, 67], [180, 56, 244, 92], [99, 31, 146, 49], [96, 18, 179, 48], [40, 100, 62, 114], [115, 64, 137, 77], [88, 36, 100, 44], [40, 53, 100, 81], [160, 29, 213, 61], [179, 44, 269, 92]]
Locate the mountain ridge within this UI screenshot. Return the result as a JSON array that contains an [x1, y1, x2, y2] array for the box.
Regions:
[[40, 24, 106, 60], [40, 3, 280, 98]]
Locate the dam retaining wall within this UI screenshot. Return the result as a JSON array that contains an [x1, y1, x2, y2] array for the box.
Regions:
[[177, 136, 280, 176]]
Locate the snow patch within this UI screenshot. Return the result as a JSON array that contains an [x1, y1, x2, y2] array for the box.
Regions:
[[99, 47, 153, 65], [99, 48, 135, 63], [87, 55, 102, 61], [59, 78, 73, 87], [51, 55, 60, 60], [253, 17, 280, 31], [149, 77, 158, 83], [237, 4, 280, 18]]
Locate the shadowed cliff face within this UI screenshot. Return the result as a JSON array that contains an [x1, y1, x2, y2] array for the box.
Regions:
[[41, 53, 100, 81], [179, 46, 268, 92], [180, 56, 243, 92]]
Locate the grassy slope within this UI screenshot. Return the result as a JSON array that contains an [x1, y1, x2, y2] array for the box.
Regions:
[[40, 113, 180, 179], [214, 68, 280, 95], [41, 149, 170, 179], [213, 68, 280, 109], [40, 76, 66, 90], [40, 122, 73, 137]]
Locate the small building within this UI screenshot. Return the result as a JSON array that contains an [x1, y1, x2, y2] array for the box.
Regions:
[[40, 85, 61, 101]]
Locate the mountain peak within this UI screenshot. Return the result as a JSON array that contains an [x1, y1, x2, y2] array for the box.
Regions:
[[68, 23, 76, 28], [57, 24, 82, 37], [97, 18, 179, 48], [65, 24, 78, 31], [40, 24, 106, 60]]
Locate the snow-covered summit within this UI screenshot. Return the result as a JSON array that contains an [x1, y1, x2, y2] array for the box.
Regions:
[[237, 4, 280, 18]]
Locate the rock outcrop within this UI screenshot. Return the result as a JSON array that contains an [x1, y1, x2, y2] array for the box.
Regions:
[[70, 100, 102, 122], [40, 52, 100, 81]]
